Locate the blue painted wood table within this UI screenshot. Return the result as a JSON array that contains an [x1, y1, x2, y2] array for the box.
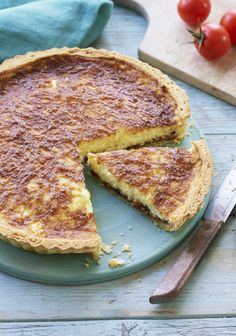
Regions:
[[1, 5, 236, 335]]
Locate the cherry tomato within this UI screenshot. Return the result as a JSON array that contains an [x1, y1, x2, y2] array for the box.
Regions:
[[191, 23, 231, 60], [177, 0, 211, 26], [220, 10, 236, 45]]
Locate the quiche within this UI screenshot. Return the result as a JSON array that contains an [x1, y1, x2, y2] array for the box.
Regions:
[[0, 47, 190, 253], [88, 140, 213, 231]]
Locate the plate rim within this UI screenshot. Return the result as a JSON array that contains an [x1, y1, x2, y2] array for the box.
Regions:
[[0, 118, 212, 285]]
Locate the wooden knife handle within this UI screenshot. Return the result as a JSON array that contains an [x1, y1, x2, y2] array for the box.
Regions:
[[149, 219, 224, 304]]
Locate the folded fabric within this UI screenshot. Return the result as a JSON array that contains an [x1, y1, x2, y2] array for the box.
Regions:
[[0, 0, 113, 62], [0, 0, 39, 10]]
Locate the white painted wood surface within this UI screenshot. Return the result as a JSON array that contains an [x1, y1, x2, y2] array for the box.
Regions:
[[0, 215, 236, 321], [115, 0, 236, 106], [0, 4, 235, 333], [1, 318, 236, 335]]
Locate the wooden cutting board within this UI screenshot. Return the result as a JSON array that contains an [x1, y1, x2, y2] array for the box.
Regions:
[[115, 0, 236, 106]]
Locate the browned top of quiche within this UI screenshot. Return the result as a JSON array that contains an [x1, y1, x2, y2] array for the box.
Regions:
[[0, 139, 100, 253], [0, 48, 189, 142]]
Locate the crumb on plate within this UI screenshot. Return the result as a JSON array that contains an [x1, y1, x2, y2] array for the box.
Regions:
[[108, 258, 126, 268], [121, 244, 132, 253], [101, 242, 113, 254]]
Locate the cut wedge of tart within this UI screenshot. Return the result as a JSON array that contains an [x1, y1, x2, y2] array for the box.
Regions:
[[0, 47, 190, 253], [88, 140, 213, 231]]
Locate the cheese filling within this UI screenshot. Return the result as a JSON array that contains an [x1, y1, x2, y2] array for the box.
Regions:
[[88, 155, 165, 222], [79, 124, 186, 158]]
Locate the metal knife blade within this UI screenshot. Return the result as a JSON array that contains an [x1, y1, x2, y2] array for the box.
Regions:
[[204, 165, 236, 222]]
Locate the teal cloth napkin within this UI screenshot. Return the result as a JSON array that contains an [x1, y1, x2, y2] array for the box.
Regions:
[[0, 0, 113, 61]]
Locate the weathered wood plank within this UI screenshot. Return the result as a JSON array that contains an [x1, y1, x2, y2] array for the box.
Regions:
[[1, 318, 236, 335], [93, 4, 146, 57], [0, 214, 235, 321], [207, 134, 236, 199]]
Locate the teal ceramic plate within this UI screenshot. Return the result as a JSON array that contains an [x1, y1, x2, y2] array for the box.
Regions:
[[0, 119, 210, 285]]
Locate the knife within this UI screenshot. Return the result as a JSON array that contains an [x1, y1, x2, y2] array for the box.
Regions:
[[149, 165, 236, 304]]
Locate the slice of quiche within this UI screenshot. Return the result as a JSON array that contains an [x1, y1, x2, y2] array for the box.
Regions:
[[0, 142, 101, 254], [88, 140, 213, 231]]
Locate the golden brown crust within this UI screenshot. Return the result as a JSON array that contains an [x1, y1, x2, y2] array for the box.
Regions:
[[0, 47, 190, 253], [0, 228, 101, 254], [88, 140, 213, 231], [161, 140, 214, 230]]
